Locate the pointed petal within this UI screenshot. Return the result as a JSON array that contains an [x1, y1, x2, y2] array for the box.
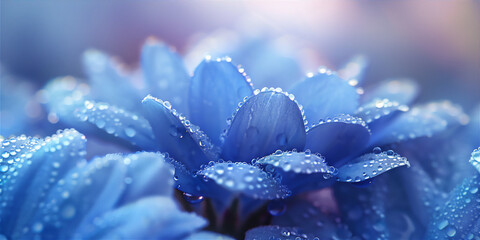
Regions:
[[141, 39, 190, 115], [222, 90, 306, 163], [426, 175, 480, 239], [83, 50, 142, 111], [142, 95, 218, 170], [17, 154, 127, 239], [256, 151, 336, 194], [0, 129, 86, 237], [117, 152, 174, 204], [305, 114, 371, 167], [336, 150, 409, 182], [362, 78, 419, 106], [189, 58, 254, 145], [198, 162, 291, 200], [83, 197, 207, 240], [289, 70, 359, 124], [74, 100, 156, 150]]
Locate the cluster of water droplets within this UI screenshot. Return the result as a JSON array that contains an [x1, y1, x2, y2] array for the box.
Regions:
[[469, 147, 480, 173], [336, 147, 409, 183], [198, 162, 291, 200], [255, 150, 336, 178], [204, 56, 255, 89], [355, 98, 409, 124], [309, 114, 371, 134], [220, 87, 308, 143]]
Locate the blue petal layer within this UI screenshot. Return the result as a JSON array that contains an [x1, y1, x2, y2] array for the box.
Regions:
[[82, 197, 207, 240], [355, 98, 409, 134], [245, 226, 314, 240], [183, 231, 235, 240], [256, 151, 336, 194], [336, 150, 409, 182], [470, 147, 480, 173], [141, 39, 190, 115], [142, 95, 219, 170], [305, 114, 371, 167], [362, 78, 419, 106], [189, 58, 253, 145], [75, 100, 156, 150], [0, 130, 87, 238], [222, 90, 306, 163], [338, 55, 368, 85], [198, 162, 291, 200], [289, 70, 359, 124]]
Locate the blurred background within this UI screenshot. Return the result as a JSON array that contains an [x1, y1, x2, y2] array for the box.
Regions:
[[1, 1, 479, 120]]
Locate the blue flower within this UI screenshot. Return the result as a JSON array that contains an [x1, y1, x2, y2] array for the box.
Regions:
[[0, 129, 209, 239], [38, 38, 471, 238]]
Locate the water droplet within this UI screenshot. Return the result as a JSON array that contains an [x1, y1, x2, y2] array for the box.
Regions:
[[124, 127, 136, 137], [445, 225, 456, 237], [373, 147, 382, 154], [183, 192, 204, 204], [437, 219, 448, 230], [268, 200, 286, 216], [32, 222, 43, 233], [61, 204, 76, 219], [0, 166, 8, 172], [96, 119, 106, 128], [386, 150, 394, 156], [246, 126, 259, 139]]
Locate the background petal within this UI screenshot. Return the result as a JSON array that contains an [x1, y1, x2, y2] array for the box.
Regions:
[[189, 58, 253, 145], [289, 70, 359, 124], [222, 90, 306, 163], [362, 78, 419, 106]]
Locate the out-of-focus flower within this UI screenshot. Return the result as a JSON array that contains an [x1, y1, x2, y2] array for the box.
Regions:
[[0, 129, 209, 240], [37, 37, 472, 239]]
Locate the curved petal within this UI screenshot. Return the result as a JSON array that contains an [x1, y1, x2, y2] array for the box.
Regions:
[[0, 129, 86, 237], [189, 58, 253, 145], [222, 90, 306, 163], [75, 100, 156, 150], [256, 151, 336, 194], [117, 152, 175, 205], [305, 114, 371, 167], [355, 98, 409, 134], [142, 95, 219, 171], [17, 154, 127, 240], [83, 50, 142, 111], [198, 162, 291, 200], [245, 226, 312, 240], [289, 70, 359, 124], [82, 197, 207, 240], [426, 175, 480, 239], [141, 39, 190, 115], [336, 150, 409, 182], [362, 78, 419, 106], [183, 231, 235, 240]]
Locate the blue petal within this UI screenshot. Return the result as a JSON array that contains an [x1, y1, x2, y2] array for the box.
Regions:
[[305, 114, 371, 167], [338, 55, 368, 84], [198, 162, 291, 200], [470, 147, 480, 173], [245, 226, 313, 240], [272, 199, 354, 239], [183, 231, 235, 240], [20, 153, 127, 239], [169, 158, 208, 196], [336, 150, 409, 182], [74, 100, 156, 150], [142, 95, 219, 170], [426, 174, 480, 239], [117, 152, 174, 205], [222, 90, 306, 163], [289, 70, 359, 124], [141, 39, 190, 115], [362, 78, 419, 106], [0, 129, 86, 237], [82, 197, 207, 240], [355, 98, 409, 134], [189, 58, 254, 146], [83, 50, 142, 111], [256, 151, 336, 194]]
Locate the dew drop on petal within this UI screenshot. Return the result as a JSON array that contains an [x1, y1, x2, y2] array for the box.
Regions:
[[183, 192, 204, 204], [268, 200, 286, 216]]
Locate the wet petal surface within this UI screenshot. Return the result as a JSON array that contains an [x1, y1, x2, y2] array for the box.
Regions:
[[362, 78, 419, 106]]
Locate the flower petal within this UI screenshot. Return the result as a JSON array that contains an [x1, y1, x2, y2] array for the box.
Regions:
[[222, 90, 306, 163], [0, 129, 86, 237], [336, 150, 409, 182], [142, 95, 219, 170], [355, 98, 409, 134], [183, 231, 235, 240], [256, 151, 336, 194], [305, 114, 371, 167], [83, 50, 142, 111], [189, 58, 253, 145], [82, 197, 207, 240], [289, 70, 359, 124], [198, 162, 291, 200], [245, 226, 312, 240], [426, 175, 480, 239], [470, 147, 480, 173], [117, 152, 174, 204], [362, 78, 419, 106], [141, 39, 190, 115], [338, 55, 368, 84]]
